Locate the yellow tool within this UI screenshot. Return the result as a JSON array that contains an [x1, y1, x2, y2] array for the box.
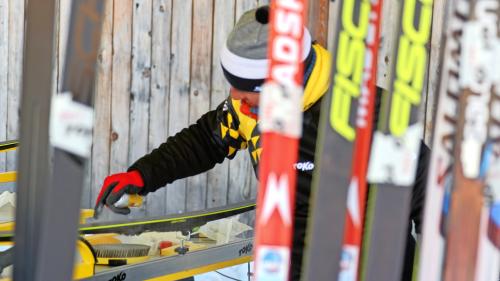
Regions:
[[160, 241, 207, 257], [113, 194, 143, 208], [74, 239, 96, 278]]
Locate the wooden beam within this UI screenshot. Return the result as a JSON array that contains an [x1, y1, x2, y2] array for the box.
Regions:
[[308, 0, 329, 47]]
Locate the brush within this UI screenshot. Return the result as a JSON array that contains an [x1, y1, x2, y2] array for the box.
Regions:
[[92, 244, 150, 266]]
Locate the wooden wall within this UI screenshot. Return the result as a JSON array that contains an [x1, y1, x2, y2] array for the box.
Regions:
[[0, 0, 23, 174], [89, 0, 270, 220], [0, 0, 448, 221]]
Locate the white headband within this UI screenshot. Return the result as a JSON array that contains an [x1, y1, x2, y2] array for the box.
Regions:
[[220, 28, 312, 80]]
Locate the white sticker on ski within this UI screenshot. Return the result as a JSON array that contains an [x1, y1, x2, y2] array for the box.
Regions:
[[255, 246, 290, 281], [367, 123, 423, 186], [50, 93, 94, 158], [259, 82, 303, 138], [339, 245, 360, 281], [459, 13, 499, 178]]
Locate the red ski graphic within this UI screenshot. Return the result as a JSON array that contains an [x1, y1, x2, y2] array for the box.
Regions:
[[338, 0, 383, 280], [254, 1, 307, 280]]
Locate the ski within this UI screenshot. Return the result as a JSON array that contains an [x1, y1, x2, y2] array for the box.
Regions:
[[338, 0, 383, 280], [302, 0, 379, 279], [443, 2, 500, 280], [474, 139, 500, 281], [14, 0, 105, 280], [362, 0, 433, 280], [254, 1, 307, 280], [417, 1, 470, 280], [0, 140, 18, 153]]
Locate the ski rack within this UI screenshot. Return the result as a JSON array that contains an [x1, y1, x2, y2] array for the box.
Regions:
[[0, 200, 256, 239], [14, 0, 61, 279], [16, 0, 106, 278], [80, 238, 253, 281]]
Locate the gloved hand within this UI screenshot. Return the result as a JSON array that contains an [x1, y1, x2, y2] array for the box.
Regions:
[[94, 170, 144, 216]]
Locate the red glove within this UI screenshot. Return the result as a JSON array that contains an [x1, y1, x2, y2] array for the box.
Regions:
[[94, 170, 144, 216]]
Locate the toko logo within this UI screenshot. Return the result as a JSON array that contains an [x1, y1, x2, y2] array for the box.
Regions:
[[108, 272, 126, 281], [293, 161, 315, 171]]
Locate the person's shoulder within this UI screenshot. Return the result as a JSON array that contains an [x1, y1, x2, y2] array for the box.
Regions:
[[312, 43, 331, 59]]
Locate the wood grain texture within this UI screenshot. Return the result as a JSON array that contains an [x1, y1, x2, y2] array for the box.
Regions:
[[186, 0, 213, 212], [128, 0, 153, 219], [376, 0, 399, 90], [326, 0, 339, 54], [91, 0, 113, 210], [228, 152, 255, 203], [225, 0, 258, 205], [108, 0, 133, 220], [6, 0, 24, 171], [110, 0, 132, 175], [308, 0, 329, 47], [0, 0, 8, 172], [423, 0, 450, 145], [207, 0, 235, 208], [146, 0, 172, 217], [166, 0, 192, 214]]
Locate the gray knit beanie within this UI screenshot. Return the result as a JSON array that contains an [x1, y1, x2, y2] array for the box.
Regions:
[[220, 5, 312, 92]]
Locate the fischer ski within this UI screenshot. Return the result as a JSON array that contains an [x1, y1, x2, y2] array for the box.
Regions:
[[301, 0, 375, 279], [362, 0, 433, 280], [417, 1, 470, 280], [254, 1, 307, 281], [442, 2, 500, 280]]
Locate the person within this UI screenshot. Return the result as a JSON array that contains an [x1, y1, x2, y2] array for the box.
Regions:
[[94, 5, 429, 281]]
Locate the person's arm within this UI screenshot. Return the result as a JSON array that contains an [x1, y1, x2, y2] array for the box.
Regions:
[[129, 98, 247, 194]]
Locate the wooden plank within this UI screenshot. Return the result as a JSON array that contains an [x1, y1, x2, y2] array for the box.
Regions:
[[230, 2, 257, 207], [226, 0, 258, 205], [108, 0, 133, 220], [423, 0, 449, 145], [6, 0, 24, 171], [236, 0, 257, 18], [167, 0, 192, 214], [0, 0, 8, 173], [110, 0, 133, 174], [254, 1, 267, 202], [326, 0, 339, 57], [186, 0, 213, 212], [228, 153, 255, 203], [128, 0, 153, 219], [57, 0, 72, 92], [90, 0, 113, 210], [207, 0, 235, 209], [376, 0, 399, 90], [146, 0, 172, 217], [308, 0, 329, 47]]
